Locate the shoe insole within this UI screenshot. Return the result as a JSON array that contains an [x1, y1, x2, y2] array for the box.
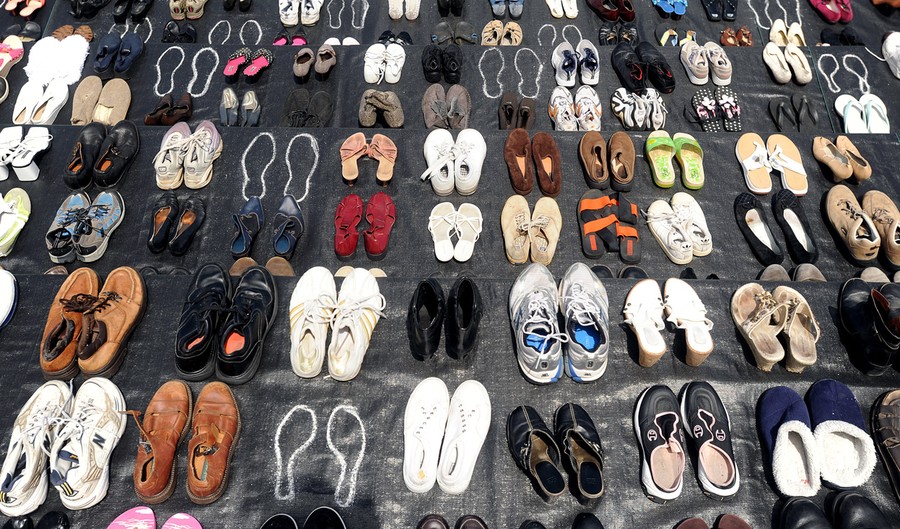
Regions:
[[782, 209, 813, 252], [224, 331, 245, 355], [649, 445, 684, 492], [685, 322, 713, 355], [529, 435, 565, 495], [782, 431, 815, 489], [698, 442, 735, 488], [570, 434, 603, 496], [525, 331, 549, 351], [745, 209, 778, 251], [572, 323, 604, 351]]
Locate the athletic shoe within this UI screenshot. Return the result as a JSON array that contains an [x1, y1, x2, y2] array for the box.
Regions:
[[634, 385, 685, 503], [327, 268, 385, 381], [153, 122, 191, 190], [45, 192, 91, 264], [436, 380, 491, 494], [0, 381, 72, 517], [574, 85, 602, 131], [453, 129, 486, 196], [182, 120, 222, 190], [559, 262, 609, 382], [0, 268, 16, 331], [680, 381, 740, 499], [403, 377, 450, 493], [300, 0, 324, 25], [548, 86, 577, 131], [509, 263, 565, 384], [289, 266, 337, 378], [280, 0, 299, 26], [74, 191, 125, 263]]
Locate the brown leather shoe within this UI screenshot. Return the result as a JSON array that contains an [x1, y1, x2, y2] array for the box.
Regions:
[[40, 267, 100, 380], [863, 190, 900, 267], [78, 266, 147, 378], [161, 92, 193, 126], [132, 380, 192, 504], [715, 515, 751, 529], [455, 516, 488, 529], [579, 131, 608, 189], [675, 519, 709, 529], [608, 131, 635, 191], [531, 132, 561, 197], [187, 381, 240, 505], [504, 128, 533, 195], [417, 515, 450, 529]]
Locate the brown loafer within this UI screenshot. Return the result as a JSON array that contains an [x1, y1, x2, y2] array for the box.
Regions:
[[314, 44, 336, 75], [579, 131, 608, 189], [40, 267, 100, 380], [504, 128, 534, 195], [132, 380, 192, 504], [716, 515, 751, 529], [863, 190, 900, 266], [675, 519, 710, 529], [812, 136, 852, 182], [423, 83, 448, 129], [161, 92, 193, 126], [531, 132, 561, 197], [827, 185, 880, 262], [608, 131, 635, 191], [187, 382, 240, 505], [836, 135, 871, 181]]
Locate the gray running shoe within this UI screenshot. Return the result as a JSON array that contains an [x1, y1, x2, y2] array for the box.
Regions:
[[46, 192, 91, 264], [509, 263, 565, 384], [75, 191, 124, 263], [559, 262, 609, 382]]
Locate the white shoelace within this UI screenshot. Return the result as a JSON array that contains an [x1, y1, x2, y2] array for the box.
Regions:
[[290, 292, 337, 332], [563, 286, 603, 330], [23, 403, 67, 456], [327, 293, 387, 330], [420, 141, 461, 181], [522, 295, 568, 368]]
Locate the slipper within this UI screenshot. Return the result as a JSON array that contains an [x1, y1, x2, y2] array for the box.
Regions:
[[616, 193, 641, 263], [428, 202, 457, 262], [691, 88, 721, 132], [664, 278, 714, 366], [368, 133, 397, 185], [767, 134, 808, 196], [243, 48, 274, 78], [223, 47, 252, 77], [107, 507, 156, 529], [339, 132, 367, 183], [715, 86, 742, 132], [859, 94, 890, 133], [91, 78, 131, 126], [645, 130, 676, 188], [71, 75, 102, 125], [578, 189, 618, 258], [672, 0, 687, 15], [735, 132, 772, 194], [0, 188, 30, 256], [674, 133, 705, 190], [161, 514, 203, 529], [835, 94, 867, 134]]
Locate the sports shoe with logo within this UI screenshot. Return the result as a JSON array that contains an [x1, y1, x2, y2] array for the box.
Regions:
[[559, 262, 609, 382], [680, 381, 739, 499], [182, 120, 222, 190], [280, 0, 299, 26], [327, 268, 385, 381], [574, 86, 602, 131], [0, 381, 72, 517], [548, 86, 577, 131], [45, 192, 91, 264], [634, 384, 685, 504], [74, 191, 125, 263], [509, 263, 566, 384], [49, 377, 126, 511]]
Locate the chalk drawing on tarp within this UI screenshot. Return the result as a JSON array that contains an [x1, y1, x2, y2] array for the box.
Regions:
[[515, 48, 544, 99], [326, 405, 366, 508], [154, 47, 220, 98], [745, 0, 802, 30], [187, 47, 220, 98], [274, 405, 318, 501], [817, 53, 872, 95], [562, 25, 583, 47], [478, 48, 505, 99], [842, 54, 872, 95], [326, 0, 369, 30], [241, 132, 276, 200], [284, 134, 320, 201], [109, 19, 154, 43], [537, 24, 557, 47], [154, 46, 186, 97], [208, 20, 232, 44], [240, 20, 263, 46]]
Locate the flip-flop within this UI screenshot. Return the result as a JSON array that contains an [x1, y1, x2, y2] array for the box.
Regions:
[[223, 47, 252, 76], [161, 513, 203, 529], [0, 188, 30, 257], [107, 507, 156, 528], [645, 130, 677, 188], [715, 86, 742, 132], [244, 48, 274, 78], [767, 134, 808, 196], [673, 133, 705, 190], [735, 132, 772, 194], [656, 23, 678, 46], [834, 94, 867, 133], [859, 93, 890, 133], [691, 88, 720, 132], [578, 189, 619, 258], [791, 93, 818, 132], [768, 98, 796, 133]]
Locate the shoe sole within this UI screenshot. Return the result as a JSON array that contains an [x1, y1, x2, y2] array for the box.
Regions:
[[135, 379, 194, 505], [185, 140, 223, 190]]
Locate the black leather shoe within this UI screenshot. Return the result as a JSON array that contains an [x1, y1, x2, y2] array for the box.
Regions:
[[611, 42, 645, 93], [93, 120, 140, 188], [260, 514, 298, 529], [79, 0, 114, 18], [177, 263, 231, 380], [231, 196, 264, 258], [217, 265, 277, 385], [828, 491, 890, 529], [417, 515, 450, 529], [572, 514, 604, 529], [519, 523, 546, 529], [35, 511, 69, 529], [871, 389, 900, 505], [302, 506, 346, 529], [839, 278, 894, 374], [618, 265, 648, 279], [442, 44, 462, 84], [147, 191, 179, 253], [449, 0, 464, 15], [130, 0, 153, 21], [273, 195, 304, 259], [554, 403, 605, 500], [422, 45, 443, 83], [455, 517, 487, 529], [1, 517, 32, 529], [407, 278, 446, 360], [445, 275, 481, 361], [734, 192, 784, 266], [169, 194, 206, 256], [506, 405, 566, 498], [224, 0, 237, 9], [178, 23, 198, 43], [162, 20, 180, 43], [113, 0, 133, 23], [872, 283, 900, 365], [780, 497, 831, 529], [64, 122, 105, 189], [772, 189, 818, 264], [239, 0, 252, 10]]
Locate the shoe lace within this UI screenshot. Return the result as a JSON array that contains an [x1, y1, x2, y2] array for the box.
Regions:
[[420, 140, 457, 181], [550, 94, 576, 124], [522, 293, 568, 366], [62, 291, 120, 315], [23, 402, 67, 455], [560, 50, 579, 79], [223, 291, 263, 326], [327, 293, 387, 330], [576, 97, 601, 126], [290, 292, 336, 331], [869, 207, 894, 225], [180, 129, 213, 164], [838, 199, 866, 221], [74, 203, 114, 237], [55, 401, 102, 443], [563, 285, 604, 330]]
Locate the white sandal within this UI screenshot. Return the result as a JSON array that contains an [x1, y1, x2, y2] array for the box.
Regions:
[[664, 278, 714, 366], [428, 202, 457, 262], [859, 94, 890, 133], [624, 279, 667, 367], [10, 127, 51, 182], [835, 94, 867, 134], [646, 200, 693, 265], [454, 203, 482, 263]]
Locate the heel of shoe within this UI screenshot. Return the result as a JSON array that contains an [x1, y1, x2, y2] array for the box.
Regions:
[[12, 160, 39, 182], [638, 348, 665, 368], [685, 347, 711, 367]]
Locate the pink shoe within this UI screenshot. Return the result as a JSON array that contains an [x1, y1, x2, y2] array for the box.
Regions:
[[223, 47, 252, 77], [809, 0, 842, 22], [108, 507, 156, 528], [837, 0, 853, 22], [162, 514, 203, 529], [243, 48, 275, 78]]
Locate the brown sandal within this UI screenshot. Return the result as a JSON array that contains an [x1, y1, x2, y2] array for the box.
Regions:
[[74, 25, 94, 42], [52, 25, 74, 40], [737, 26, 754, 46], [368, 133, 397, 185], [720, 27, 738, 46], [340, 132, 367, 184], [481, 20, 502, 45]]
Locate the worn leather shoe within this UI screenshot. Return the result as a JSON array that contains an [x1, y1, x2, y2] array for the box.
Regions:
[[445, 275, 482, 361], [506, 405, 566, 498], [132, 380, 192, 504], [64, 122, 105, 189], [780, 497, 830, 529], [1, 517, 32, 529], [176, 263, 231, 380], [272, 195, 304, 259], [554, 403, 605, 500], [169, 194, 206, 256], [417, 515, 450, 529], [839, 278, 895, 374], [231, 196, 264, 258], [147, 191, 179, 254], [93, 120, 140, 188], [828, 491, 890, 528], [303, 507, 346, 529], [217, 265, 277, 385], [40, 267, 100, 380], [186, 382, 240, 504], [407, 278, 445, 360]]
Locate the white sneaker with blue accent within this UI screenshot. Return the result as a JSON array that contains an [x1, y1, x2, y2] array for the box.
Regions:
[[559, 262, 609, 382], [509, 263, 566, 384]]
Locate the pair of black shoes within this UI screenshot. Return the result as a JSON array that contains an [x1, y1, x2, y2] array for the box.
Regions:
[[734, 190, 818, 266], [422, 44, 463, 84], [770, 94, 818, 132], [378, 30, 413, 46], [437, 0, 465, 16], [407, 275, 482, 362], [507, 403, 605, 501], [592, 264, 648, 279], [176, 263, 277, 385], [839, 277, 900, 375], [113, 0, 153, 23], [64, 121, 140, 190], [780, 492, 889, 528], [281, 89, 333, 128], [417, 515, 487, 529], [599, 22, 637, 46], [224, 0, 252, 10], [521, 514, 604, 529], [260, 507, 344, 529], [148, 192, 206, 256], [700, 0, 737, 21], [2, 512, 68, 529], [612, 41, 676, 94], [231, 195, 305, 260], [162, 21, 198, 43], [70, 0, 112, 18]]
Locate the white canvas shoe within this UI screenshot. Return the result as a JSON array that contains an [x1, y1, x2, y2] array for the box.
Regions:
[[403, 378, 450, 493], [453, 203, 482, 263], [30, 79, 68, 125], [364, 43, 387, 84], [453, 129, 485, 195], [405, 0, 421, 19], [383, 43, 406, 84], [574, 85, 602, 131], [647, 199, 694, 265], [279, 0, 299, 26], [559, 262, 609, 382], [436, 380, 491, 494], [327, 268, 385, 382], [290, 266, 337, 378], [671, 192, 712, 256], [421, 129, 456, 196], [300, 0, 324, 25], [0, 126, 22, 181]]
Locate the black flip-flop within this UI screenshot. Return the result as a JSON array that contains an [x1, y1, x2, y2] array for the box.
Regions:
[[715, 86, 742, 132], [791, 94, 818, 132], [701, 0, 722, 21], [768, 98, 797, 132]]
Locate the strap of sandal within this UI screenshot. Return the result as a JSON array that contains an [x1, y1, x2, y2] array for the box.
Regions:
[[741, 293, 786, 336]]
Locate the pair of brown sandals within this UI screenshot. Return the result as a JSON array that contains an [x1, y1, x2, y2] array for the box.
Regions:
[[340, 132, 397, 186], [720, 26, 754, 46], [481, 20, 522, 45]]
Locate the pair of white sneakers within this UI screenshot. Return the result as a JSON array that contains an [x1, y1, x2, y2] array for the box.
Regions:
[[550, 85, 602, 132], [0, 378, 126, 516], [280, 0, 324, 26], [545, 0, 578, 17], [420, 129, 487, 196], [364, 43, 406, 84], [646, 192, 711, 265], [428, 202, 483, 263], [289, 267, 386, 382], [403, 378, 491, 495], [388, 0, 420, 19]]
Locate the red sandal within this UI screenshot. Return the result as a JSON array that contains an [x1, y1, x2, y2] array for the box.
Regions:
[[364, 192, 396, 261], [334, 194, 363, 259]]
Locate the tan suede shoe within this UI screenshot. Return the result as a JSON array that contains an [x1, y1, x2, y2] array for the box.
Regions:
[[530, 197, 562, 265], [827, 185, 880, 262], [863, 190, 900, 266], [812, 136, 852, 182], [836, 135, 871, 181], [501, 195, 530, 264]]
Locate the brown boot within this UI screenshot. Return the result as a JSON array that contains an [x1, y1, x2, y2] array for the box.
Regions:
[[187, 382, 240, 505], [40, 267, 100, 380], [532, 132, 561, 197], [132, 380, 192, 504], [504, 128, 533, 195]]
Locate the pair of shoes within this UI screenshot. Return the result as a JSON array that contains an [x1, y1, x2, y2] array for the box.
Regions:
[[289, 267, 384, 380], [364, 42, 405, 84], [359, 90, 403, 127], [759, 263, 826, 282], [835, 93, 889, 133], [222, 88, 260, 126], [736, 132, 807, 195], [340, 132, 396, 184], [490, 0, 523, 16], [128, 380, 239, 505], [719, 25, 754, 46], [5, 0, 46, 18], [503, 197, 561, 264], [12, 79, 67, 125], [292, 45, 336, 79], [427, 203, 482, 262], [224, 0, 251, 10], [64, 121, 138, 189], [680, 40, 732, 85], [508, 403, 604, 499], [498, 92, 535, 129], [431, 20, 478, 45], [770, 84, 816, 129], [579, 131, 634, 190], [176, 263, 276, 384], [650, 0, 688, 16], [223, 48, 275, 80], [821, 26, 862, 45], [70, 76, 131, 126], [588, 0, 635, 21], [549, 86, 601, 131], [388, 0, 420, 19], [39, 267, 144, 378], [273, 29, 307, 46], [0, 512, 69, 529], [505, 129, 561, 195], [645, 131, 704, 188], [421, 44, 462, 84], [419, 515, 487, 529], [108, 508, 200, 528], [0, 379, 125, 514], [611, 88, 667, 130], [763, 42, 812, 84], [577, 190, 640, 261], [170, 0, 208, 19], [423, 84, 471, 129], [612, 41, 675, 91], [230, 256, 295, 278], [677, 516, 751, 529], [261, 509, 347, 529], [421, 129, 486, 195], [230, 196, 304, 259], [646, 193, 710, 264], [280, 89, 331, 127], [688, 87, 741, 132], [46, 192, 125, 263], [732, 281, 820, 371], [781, 493, 888, 529], [545, 0, 577, 17], [0, 189, 29, 256], [599, 22, 637, 46], [154, 120, 221, 189], [334, 193, 394, 260], [93, 32, 143, 76], [147, 192, 205, 256], [437, 0, 464, 16], [161, 20, 197, 43], [840, 277, 900, 373], [812, 135, 869, 182], [809, 0, 851, 23], [378, 29, 412, 45], [735, 190, 817, 265], [407, 276, 481, 360], [0, 126, 51, 181], [551, 40, 599, 86], [593, 264, 647, 279], [404, 378, 490, 493], [700, 0, 737, 20], [146, 92, 193, 126], [510, 263, 609, 381], [760, 381, 875, 497], [827, 186, 895, 264], [481, 20, 522, 45], [635, 382, 738, 502], [770, 19, 806, 45], [626, 279, 713, 366]]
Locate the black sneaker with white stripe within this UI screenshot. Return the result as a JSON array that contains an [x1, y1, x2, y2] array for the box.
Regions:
[[633, 385, 686, 504]]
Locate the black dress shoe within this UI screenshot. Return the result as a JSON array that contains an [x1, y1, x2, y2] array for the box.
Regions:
[[554, 403, 605, 500], [176, 263, 231, 380], [780, 497, 831, 529], [231, 196, 264, 258], [407, 278, 446, 360], [871, 390, 900, 505], [506, 405, 566, 498], [162, 20, 180, 43], [734, 192, 784, 266], [572, 514, 604, 529], [239, 0, 252, 10], [445, 275, 481, 361], [169, 194, 206, 256], [455, 517, 487, 529], [302, 506, 346, 529], [519, 522, 546, 529], [618, 265, 648, 279], [64, 122, 105, 189], [113, 0, 133, 22], [872, 283, 900, 364], [442, 44, 462, 84], [839, 278, 894, 374], [36, 511, 69, 529], [130, 0, 153, 21], [828, 491, 889, 529], [218, 265, 277, 385], [1, 517, 32, 529], [80, 0, 114, 19], [273, 195, 304, 259], [93, 120, 140, 188], [147, 191, 179, 253], [417, 515, 450, 529], [260, 514, 298, 529], [771, 189, 818, 264]]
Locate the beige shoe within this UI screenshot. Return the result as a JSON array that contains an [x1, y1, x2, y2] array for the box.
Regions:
[[861, 266, 890, 283], [529, 197, 561, 265], [827, 185, 880, 262], [501, 195, 530, 264], [773, 286, 819, 373], [71, 76, 102, 126], [92, 79, 131, 126], [862, 190, 900, 267], [731, 283, 787, 371], [812, 137, 852, 182], [835, 136, 871, 181], [759, 264, 790, 282], [793, 263, 826, 282]]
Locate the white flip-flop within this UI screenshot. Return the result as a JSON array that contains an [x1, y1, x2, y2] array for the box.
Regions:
[[835, 94, 867, 133], [859, 93, 890, 134]]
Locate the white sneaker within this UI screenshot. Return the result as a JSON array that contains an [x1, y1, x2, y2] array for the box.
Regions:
[[383, 43, 406, 84], [153, 122, 191, 190], [279, 0, 299, 26], [561, 0, 578, 17], [49, 377, 126, 511], [548, 86, 577, 131], [388, 0, 403, 19], [30, 79, 68, 125], [436, 380, 491, 494], [559, 262, 609, 382], [364, 43, 387, 84], [327, 268, 385, 382], [883, 31, 900, 80], [671, 192, 711, 257], [454, 203, 482, 263], [403, 378, 450, 493], [300, 0, 324, 25], [182, 120, 222, 189], [0, 381, 71, 517], [453, 129, 485, 195], [551, 41, 577, 86], [647, 199, 694, 264], [428, 202, 457, 262], [405, 0, 421, 19], [421, 129, 456, 196], [509, 263, 566, 384], [290, 266, 337, 378], [342, 37, 360, 45], [0, 269, 15, 329], [574, 85, 602, 131], [576, 39, 599, 84], [0, 126, 22, 181]]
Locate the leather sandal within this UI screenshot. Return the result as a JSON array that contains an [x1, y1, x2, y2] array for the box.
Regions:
[[339, 132, 367, 184], [368, 134, 397, 185], [773, 286, 820, 373]]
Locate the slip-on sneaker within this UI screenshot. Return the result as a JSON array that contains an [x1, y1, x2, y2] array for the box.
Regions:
[[114, 33, 143, 74], [634, 385, 686, 504], [680, 381, 739, 499], [507, 405, 566, 498], [217, 266, 277, 385], [435, 380, 490, 495], [403, 377, 450, 493], [757, 386, 821, 497], [230, 196, 264, 258], [176, 263, 232, 380], [93, 33, 121, 73]]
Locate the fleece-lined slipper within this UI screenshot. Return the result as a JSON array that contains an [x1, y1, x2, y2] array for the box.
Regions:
[[757, 386, 821, 497]]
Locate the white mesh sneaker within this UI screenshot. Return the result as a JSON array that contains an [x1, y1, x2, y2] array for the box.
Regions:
[[279, 0, 299, 26], [289, 266, 337, 378], [559, 262, 609, 382], [327, 268, 385, 382], [509, 263, 566, 384], [403, 377, 450, 493]]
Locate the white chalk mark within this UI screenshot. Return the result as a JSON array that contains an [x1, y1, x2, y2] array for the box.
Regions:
[[817, 54, 840, 93], [239, 20, 262, 45], [327, 0, 345, 29], [108, 21, 128, 37], [241, 133, 276, 200], [351, 0, 369, 29], [154, 46, 185, 97], [326, 406, 366, 508], [138, 18, 154, 44], [273, 405, 318, 502], [562, 25, 583, 46], [186, 47, 219, 98], [774, 0, 788, 26], [842, 54, 871, 95], [745, 0, 770, 30], [208, 20, 232, 44], [537, 24, 557, 47], [284, 134, 320, 201], [478, 48, 505, 99], [515, 48, 543, 99]]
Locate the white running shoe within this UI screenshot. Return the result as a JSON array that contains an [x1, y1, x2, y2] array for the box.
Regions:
[[327, 268, 385, 382], [182, 120, 222, 190], [49, 377, 126, 511], [559, 263, 609, 382], [290, 266, 337, 378], [509, 263, 566, 384], [383, 43, 406, 84], [453, 129, 486, 196], [548, 86, 577, 131], [0, 268, 16, 329], [436, 380, 491, 494], [574, 85, 602, 131], [403, 378, 450, 493], [421, 129, 456, 196], [300, 0, 324, 25], [279, 0, 299, 26], [0, 381, 72, 517], [153, 122, 191, 190]]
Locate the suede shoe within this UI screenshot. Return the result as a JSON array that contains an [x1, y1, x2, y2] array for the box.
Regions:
[[40, 267, 100, 380], [230, 196, 264, 259]]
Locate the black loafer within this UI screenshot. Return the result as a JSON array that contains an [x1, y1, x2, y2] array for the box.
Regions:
[[506, 405, 566, 498], [445, 274, 482, 361], [272, 194, 304, 258], [93, 120, 140, 188], [422, 45, 443, 84], [554, 403, 605, 500], [780, 497, 830, 529], [161, 20, 180, 43], [35, 512, 69, 529], [828, 491, 890, 528], [302, 506, 346, 529], [130, 0, 153, 21], [176, 262, 232, 380], [169, 194, 206, 256], [217, 265, 277, 385], [771, 189, 818, 264], [407, 278, 446, 360], [64, 122, 105, 189], [734, 192, 784, 266], [231, 196, 264, 258], [147, 191, 179, 254], [618, 265, 648, 279], [442, 44, 462, 84], [93, 32, 121, 73]]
